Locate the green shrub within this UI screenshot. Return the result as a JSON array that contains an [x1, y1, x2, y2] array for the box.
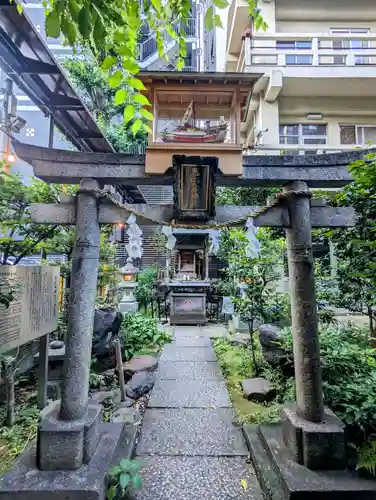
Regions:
[[280, 324, 376, 443], [134, 266, 158, 303], [121, 312, 171, 360]]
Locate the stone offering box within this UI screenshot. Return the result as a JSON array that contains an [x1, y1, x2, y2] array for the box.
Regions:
[[169, 281, 211, 325]]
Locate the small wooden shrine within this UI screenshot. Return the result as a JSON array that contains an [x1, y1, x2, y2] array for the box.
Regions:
[[139, 72, 258, 176]]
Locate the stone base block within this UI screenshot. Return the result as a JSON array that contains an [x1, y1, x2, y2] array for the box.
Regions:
[[118, 301, 138, 313], [243, 424, 376, 500], [282, 405, 345, 470], [0, 423, 138, 500], [37, 401, 102, 471]]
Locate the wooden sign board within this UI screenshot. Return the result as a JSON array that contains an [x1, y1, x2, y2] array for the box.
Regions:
[[0, 266, 60, 352]]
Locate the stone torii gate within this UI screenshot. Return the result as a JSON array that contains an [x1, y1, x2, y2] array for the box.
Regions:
[[1, 140, 370, 500]]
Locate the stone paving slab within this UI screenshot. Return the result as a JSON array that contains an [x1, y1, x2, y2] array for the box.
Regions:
[[172, 337, 212, 347], [201, 324, 229, 338], [156, 361, 222, 380], [148, 379, 231, 408], [173, 326, 201, 337], [131, 457, 263, 500], [137, 408, 248, 456], [160, 345, 216, 362]]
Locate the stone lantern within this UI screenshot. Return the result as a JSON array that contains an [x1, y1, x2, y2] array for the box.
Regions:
[[117, 214, 143, 313], [117, 257, 138, 313]]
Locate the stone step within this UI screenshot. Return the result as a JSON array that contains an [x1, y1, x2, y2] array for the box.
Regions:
[[148, 379, 231, 408], [243, 424, 376, 500], [131, 456, 263, 500], [156, 361, 222, 380], [160, 345, 216, 362], [137, 408, 248, 456]]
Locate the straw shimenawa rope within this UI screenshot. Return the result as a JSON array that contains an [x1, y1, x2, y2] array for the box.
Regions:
[[76, 185, 312, 229]]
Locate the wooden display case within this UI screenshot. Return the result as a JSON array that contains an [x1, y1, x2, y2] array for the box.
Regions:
[[138, 71, 259, 176]]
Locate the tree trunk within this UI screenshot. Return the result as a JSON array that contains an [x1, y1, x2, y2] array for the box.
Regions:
[[368, 306, 376, 347]]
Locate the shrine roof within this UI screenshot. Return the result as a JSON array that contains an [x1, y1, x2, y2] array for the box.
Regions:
[[0, 0, 114, 154], [138, 71, 262, 87]]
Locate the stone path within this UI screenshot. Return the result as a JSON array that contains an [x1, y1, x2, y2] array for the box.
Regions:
[[133, 325, 263, 500]]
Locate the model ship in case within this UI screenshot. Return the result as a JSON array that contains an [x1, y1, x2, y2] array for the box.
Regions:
[[160, 100, 228, 144]]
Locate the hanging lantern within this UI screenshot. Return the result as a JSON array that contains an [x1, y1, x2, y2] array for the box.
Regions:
[[172, 155, 217, 222]]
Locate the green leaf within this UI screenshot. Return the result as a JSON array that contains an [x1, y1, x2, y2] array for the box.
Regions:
[[119, 473, 130, 489], [122, 59, 140, 74], [132, 474, 142, 489], [78, 5, 92, 38], [131, 119, 142, 136], [61, 17, 77, 45], [108, 466, 122, 476], [139, 108, 154, 121], [124, 104, 136, 123], [213, 14, 223, 28], [128, 77, 146, 91], [204, 5, 214, 30], [134, 94, 151, 106], [176, 57, 185, 70], [118, 46, 133, 58], [151, 0, 162, 12], [213, 0, 229, 8], [143, 123, 152, 134], [101, 56, 117, 70], [120, 458, 132, 470], [107, 485, 116, 500], [109, 70, 122, 89], [93, 17, 106, 45], [68, 0, 80, 22], [114, 89, 127, 106], [16, 2, 23, 14], [45, 9, 61, 38]]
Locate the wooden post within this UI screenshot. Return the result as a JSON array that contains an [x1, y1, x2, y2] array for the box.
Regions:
[[38, 333, 49, 409], [4, 359, 15, 427], [114, 339, 126, 402]]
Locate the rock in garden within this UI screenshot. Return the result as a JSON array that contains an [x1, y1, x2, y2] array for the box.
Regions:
[[111, 407, 141, 425], [229, 333, 251, 347], [115, 397, 135, 409], [258, 324, 287, 366], [49, 340, 64, 350], [123, 355, 159, 376], [90, 390, 117, 404], [125, 371, 155, 399], [242, 377, 276, 403], [92, 309, 123, 357]]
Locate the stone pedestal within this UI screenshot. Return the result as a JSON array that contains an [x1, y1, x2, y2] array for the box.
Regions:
[[282, 405, 345, 470], [37, 401, 102, 471], [118, 281, 138, 313], [0, 422, 137, 500]]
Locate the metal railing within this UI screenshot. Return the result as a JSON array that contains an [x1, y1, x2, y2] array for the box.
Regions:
[[247, 144, 373, 155], [138, 19, 196, 63], [246, 32, 376, 67]]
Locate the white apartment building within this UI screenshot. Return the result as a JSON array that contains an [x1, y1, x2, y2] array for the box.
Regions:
[[225, 0, 376, 154]]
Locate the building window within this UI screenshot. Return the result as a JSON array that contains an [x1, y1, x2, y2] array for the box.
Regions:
[[340, 125, 376, 145], [328, 29, 370, 65], [25, 128, 35, 137], [279, 124, 327, 146], [276, 40, 312, 65]]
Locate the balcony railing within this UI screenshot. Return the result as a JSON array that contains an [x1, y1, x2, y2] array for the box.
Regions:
[[246, 33, 376, 67], [246, 143, 374, 155], [138, 19, 196, 63]]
